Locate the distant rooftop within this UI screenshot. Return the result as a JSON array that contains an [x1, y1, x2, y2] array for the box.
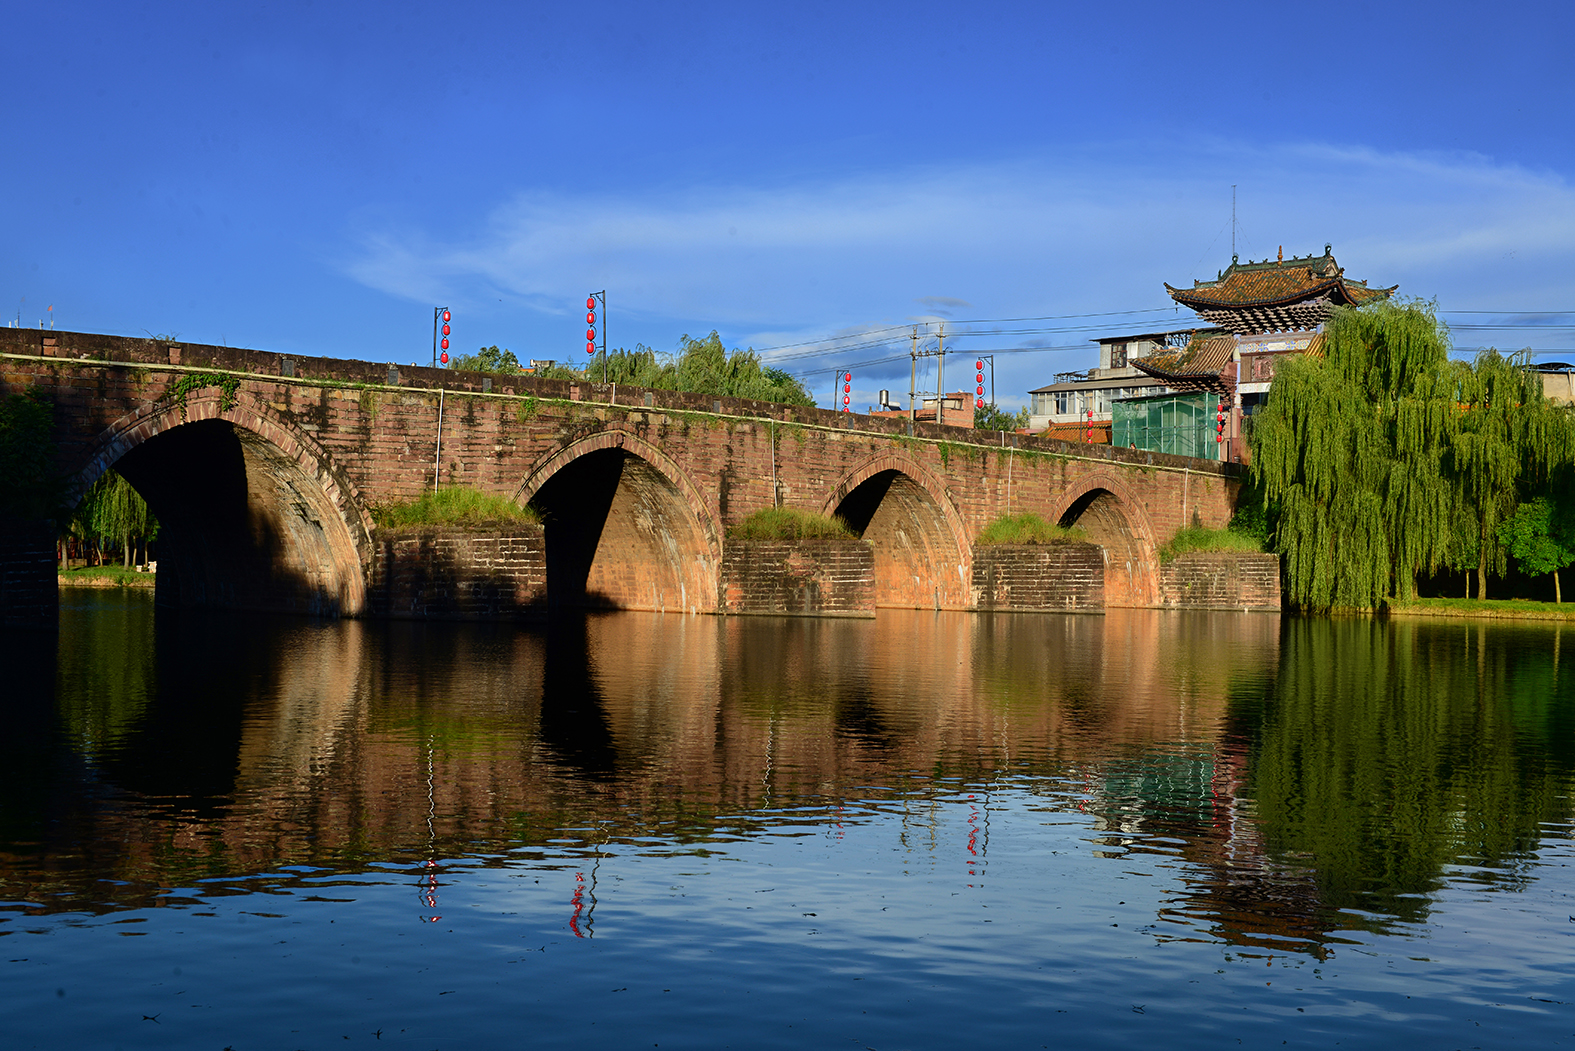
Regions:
[[1166, 245, 1396, 333]]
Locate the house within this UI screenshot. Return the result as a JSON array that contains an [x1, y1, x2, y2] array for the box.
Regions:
[[870, 391, 976, 428], [1026, 329, 1217, 438], [1122, 245, 1396, 461]]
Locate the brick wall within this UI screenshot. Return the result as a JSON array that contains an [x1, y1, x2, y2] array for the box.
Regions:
[[368, 525, 547, 619], [2, 328, 1247, 618], [0, 517, 58, 628], [719, 538, 875, 617], [1157, 552, 1281, 612], [970, 543, 1105, 612]]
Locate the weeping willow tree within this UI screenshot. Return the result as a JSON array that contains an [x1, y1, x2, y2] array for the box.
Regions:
[[1253, 301, 1575, 609], [1251, 301, 1458, 610], [71, 469, 158, 567], [1447, 349, 1572, 597]]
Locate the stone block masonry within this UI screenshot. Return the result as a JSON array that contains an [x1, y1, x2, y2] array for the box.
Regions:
[[0, 517, 58, 629], [1, 328, 1254, 620], [369, 525, 547, 620], [970, 543, 1105, 612], [1157, 552, 1281, 612], [719, 538, 875, 617]]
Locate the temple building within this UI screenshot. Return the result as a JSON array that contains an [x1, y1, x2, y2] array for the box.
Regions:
[[1115, 245, 1396, 460]]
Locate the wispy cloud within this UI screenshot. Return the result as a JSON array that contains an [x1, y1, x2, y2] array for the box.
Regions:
[[343, 139, 1575, 377]]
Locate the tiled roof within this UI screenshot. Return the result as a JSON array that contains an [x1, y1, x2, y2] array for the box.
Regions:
[[1131, 335, 1236, 379], [1166, 247, 1395, 312]]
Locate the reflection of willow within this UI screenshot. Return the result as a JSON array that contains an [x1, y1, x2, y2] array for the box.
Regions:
[[1205, 618, 1575, 944]]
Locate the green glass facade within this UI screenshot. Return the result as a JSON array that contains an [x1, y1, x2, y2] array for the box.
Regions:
[[1111, 391, 1218, 459]]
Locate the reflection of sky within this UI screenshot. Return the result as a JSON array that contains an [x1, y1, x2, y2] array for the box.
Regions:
[[4, 597, 1575, 1044]]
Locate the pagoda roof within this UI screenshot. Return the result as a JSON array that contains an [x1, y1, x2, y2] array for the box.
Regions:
[[1129, 334, 1237, 393], [1165, 245, 1395, 333]]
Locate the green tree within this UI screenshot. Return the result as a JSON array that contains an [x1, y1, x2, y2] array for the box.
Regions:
[[73, 469, 158, 567], [0, 390, 64, 522], [448, 345, 521, 373], [1251, 301, 1458, 610], [973, 403, 1029, 431], [1497, 490, 1575, 602], [536, 332, 814, 406], [1448, 349, 1568, 598]]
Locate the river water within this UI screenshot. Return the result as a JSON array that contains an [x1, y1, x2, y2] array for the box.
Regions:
[[2, 592, 1572, 1049]]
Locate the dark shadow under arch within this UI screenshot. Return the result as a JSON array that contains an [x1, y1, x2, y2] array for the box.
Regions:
[[103, 418, 366, 616], [1058, 487, 1156, 607], [526, 447, 718, 613], [832, 469, 968, 609]]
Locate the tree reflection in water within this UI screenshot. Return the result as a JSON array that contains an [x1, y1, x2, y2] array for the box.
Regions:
[[2, 593, 1571, 961]]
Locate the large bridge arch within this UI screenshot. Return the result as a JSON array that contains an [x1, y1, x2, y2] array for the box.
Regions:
[[1054, 473, 1160, 607], [822, 454, 971, 610], [79, 393, 372, 616], [517, 429, 721, 613]]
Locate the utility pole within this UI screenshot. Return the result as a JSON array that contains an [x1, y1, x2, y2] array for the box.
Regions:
[[1231, 185, 1237, 260], [936, 324, 945, 427], [909, 326, 919, 425]]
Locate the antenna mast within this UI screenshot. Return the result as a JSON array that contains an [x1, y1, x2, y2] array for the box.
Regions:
[[1231, 185, 1237, 259]]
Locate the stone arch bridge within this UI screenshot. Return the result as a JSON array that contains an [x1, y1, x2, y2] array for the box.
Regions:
[[1, 330, 1245, 620]]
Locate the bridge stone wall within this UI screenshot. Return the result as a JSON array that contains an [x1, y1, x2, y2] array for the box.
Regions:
[[1, 329, 1249, 621]]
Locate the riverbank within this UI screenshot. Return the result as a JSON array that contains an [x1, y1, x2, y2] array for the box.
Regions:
[[58, 566, 156, 589], [1387, 596, 1575, 622]]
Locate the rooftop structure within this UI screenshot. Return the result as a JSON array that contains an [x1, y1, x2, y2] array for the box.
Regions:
[[1165, 245, 1396, 334]]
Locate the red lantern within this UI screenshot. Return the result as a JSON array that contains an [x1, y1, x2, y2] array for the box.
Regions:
[[844, 383, 851, 393], [844, 372, 851, 382], [587, 311, 596, 325], [586, 296, 595, 310], [976, 399, 984, 409], [843, 395, 850, 405], [442, 309, 450, 323], [440, 351, 449, 364], [975, 360, 983, 370], [586, 344, 595, 356], [586, 328, 596, 341], [440, 337, 448, 350], [976, 385, 984, 395]]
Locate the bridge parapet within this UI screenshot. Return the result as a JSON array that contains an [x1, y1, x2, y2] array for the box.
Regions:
[[2, 328, 1255, 622]]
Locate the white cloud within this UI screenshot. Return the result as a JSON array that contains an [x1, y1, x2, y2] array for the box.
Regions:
[[342, 139, 1575, 398]]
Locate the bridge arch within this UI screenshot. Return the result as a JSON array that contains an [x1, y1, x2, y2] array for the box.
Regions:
[[822, 454, 971, 610], [517, 429, 721, 613], [79, 393, 372, 616], [1053, 473, 1160, 607]]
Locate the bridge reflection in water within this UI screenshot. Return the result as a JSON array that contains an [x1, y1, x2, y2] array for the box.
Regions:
[[4, 596, 1572, 963]]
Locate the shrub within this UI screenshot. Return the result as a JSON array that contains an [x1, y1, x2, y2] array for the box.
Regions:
[[728, 507, 855, 540], [371, 487, 539, 529], [1158, 525, 1264, 563], [976, 513, 1087, 545]]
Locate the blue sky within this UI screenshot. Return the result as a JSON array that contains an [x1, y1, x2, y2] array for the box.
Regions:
[[9, 1, 1575, 411]]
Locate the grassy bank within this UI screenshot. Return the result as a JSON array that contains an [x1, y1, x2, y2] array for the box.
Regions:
[[976, 513, 1086, 545], [728, 507, 855, 540], [59, 564, 156, 588], [1158, 525, 1264, 563], [371, 487, 539, 529], [1385, 596, 1575, 622]]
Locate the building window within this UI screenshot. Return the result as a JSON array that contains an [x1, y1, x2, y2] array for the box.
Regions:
[[1110, 343, 1127, 369]]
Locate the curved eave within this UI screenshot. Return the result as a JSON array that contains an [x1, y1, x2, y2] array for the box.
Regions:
[[1167, 275, 1345, 311], [1130, 359, 1230, 392]]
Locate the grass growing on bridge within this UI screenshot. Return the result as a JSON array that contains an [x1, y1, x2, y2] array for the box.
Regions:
[[1157, 525, 1264, 562], [976, 513, 1087, 545], [371, 487, 540, 529], [729, 507, 856, 540]]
